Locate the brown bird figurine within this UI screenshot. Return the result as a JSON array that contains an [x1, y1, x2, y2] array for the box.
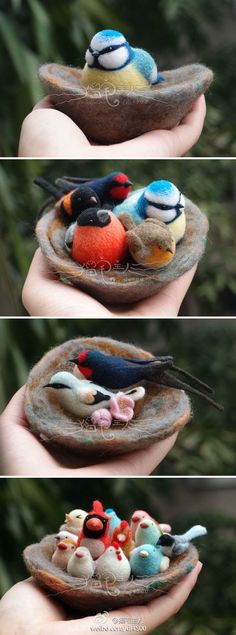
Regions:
[[120, 212, 175, 268]]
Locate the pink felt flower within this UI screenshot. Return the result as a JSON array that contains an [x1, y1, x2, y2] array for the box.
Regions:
[[91, 408, 112, 429], [110, 392, 135, 423]]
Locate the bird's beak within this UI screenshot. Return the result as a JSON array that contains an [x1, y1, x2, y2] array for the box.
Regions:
[[86, 518, 103, 531], [166, 247, 174, 254], [65, 513, 71, 523], [75, 551, 84, 558], [58, 541, 67, 550], [131, 516, 139, 522], [43, 383, 52, 388], [140, 521, 149, 529], [139, 550, 149, 558], [90, 196, 97, 204], [69, 358, 78, 364], [125, 180, 133, 187]]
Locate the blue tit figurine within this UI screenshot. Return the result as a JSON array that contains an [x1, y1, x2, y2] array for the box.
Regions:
[[130, 544, 170, 577], [82, 30, 163, 91], [105, 508, 122, 537], [114, 180, 186, 244], [157, 525, 207, 557]]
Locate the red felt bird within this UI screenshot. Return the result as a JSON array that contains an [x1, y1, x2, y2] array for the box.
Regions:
[[77, 500, 111, 560]]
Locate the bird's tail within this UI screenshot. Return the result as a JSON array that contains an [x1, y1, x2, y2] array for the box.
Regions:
[[56, 176, 91, 191], [157, 371, 223, 412], [174, 525, 207, 543], [34, 177, 63, 201]]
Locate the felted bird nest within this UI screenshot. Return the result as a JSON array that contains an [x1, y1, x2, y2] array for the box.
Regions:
[[23, 534, 198, 613], [38, 63, 213, 144], [36, 198, 209, 305], [24, 336, 191, 457]]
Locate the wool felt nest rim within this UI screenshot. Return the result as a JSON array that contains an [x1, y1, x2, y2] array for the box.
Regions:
[[38, 63, 213, 144], [36, 198, 209, 305], [24, 337, 191, 457], [23, 534, 199, 613]]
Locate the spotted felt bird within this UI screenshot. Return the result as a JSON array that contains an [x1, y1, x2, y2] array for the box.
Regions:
[[81, 30, 163, 90], [56, 172, 133, 207], [65, 207, 128, 270], [34, 177, 100, 223], [114, 180, 186, 244], [77, 500, 111, 560], [69, 349, 223, 411], [157, 525, 207, 558]]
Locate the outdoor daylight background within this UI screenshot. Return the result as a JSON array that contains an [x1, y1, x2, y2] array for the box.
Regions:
[[0, 0, 236, 156], [0, 318, 235, 476], [0, 477, 235, 635]]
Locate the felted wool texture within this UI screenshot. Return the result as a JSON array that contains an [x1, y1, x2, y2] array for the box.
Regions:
[[95, 546, 131, 582], [71, 215, 128, 270], [120, 215, 175, 268], [67, 549, 94, 579], [24, 336, 191, 458], [36, 198, 209, 305], [130, 544, 164, 578], [38, 63, 213, 144], [23, 534, 199, 613], [82, 63, 150, 91]]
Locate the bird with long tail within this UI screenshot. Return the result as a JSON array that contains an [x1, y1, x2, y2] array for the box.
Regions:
[[70, 349, 223, 411]]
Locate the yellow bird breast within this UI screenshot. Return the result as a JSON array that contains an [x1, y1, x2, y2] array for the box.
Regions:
[[169, 213, 186, 244], [81, 63, 150, 90]]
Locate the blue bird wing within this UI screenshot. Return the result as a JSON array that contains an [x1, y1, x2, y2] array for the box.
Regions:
[[114, 188, 145, 224], [132, 47, 161, 84], [123, 356, 173, 366]]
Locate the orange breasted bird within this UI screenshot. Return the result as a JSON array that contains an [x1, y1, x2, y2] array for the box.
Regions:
[[34, 177, 100, 223], [65, 207, 128, 270], [69, 349, 223, 411], [56, 172, 133, 206], [77, 500, 110, 560]]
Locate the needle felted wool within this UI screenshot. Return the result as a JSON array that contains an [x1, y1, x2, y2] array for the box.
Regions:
[[34, 177, 100, 224], [69, 208, 128, 270], [56, 173, 133, 206], [78, 500, 110, 560], [51, 539, 76, 570], [95, 542, 131, 582], [105, 509, 122, 537], [135, 518, 162, 546], [60, 509, 87, 535], [82, 30, 162, 91], [67, 546, 95, 578], [114, 181, 186, 244], [120, 212, 176, 268], [44, 371, 113, 418], [130, 544, 169, 578], [112, 521, 135, 558]]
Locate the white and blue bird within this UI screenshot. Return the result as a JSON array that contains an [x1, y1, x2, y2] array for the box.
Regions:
[[157, 525, 207, 558], [114, 180, 186, 244], [82, 29, 163, 91]]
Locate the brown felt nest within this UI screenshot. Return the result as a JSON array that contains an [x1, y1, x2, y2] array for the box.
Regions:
[[24, 337, 191, 457], [38, 63, 213, 144], [36, 198, 209, 305], [24, 534, 199, 613]]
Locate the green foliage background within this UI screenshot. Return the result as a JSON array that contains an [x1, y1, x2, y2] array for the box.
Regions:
[[0, 158, 235, 317], [0, 477, 235, 635], [0, 0, 236, 156], [0, 318, 236, 476]]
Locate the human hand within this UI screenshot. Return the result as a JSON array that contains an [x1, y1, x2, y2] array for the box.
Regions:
[[18, 95, 206, 159], [0, 386, 178, 476], [22, 248, 197, 317], [0, 565, 203, 635]]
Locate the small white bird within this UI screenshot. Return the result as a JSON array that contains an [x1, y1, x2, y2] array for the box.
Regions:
[[44, 371, 145, 419], [56, 530, 78, 544], [60, 508, 87, 536], [52, 538, 76, 570], [67, 546, 95, 579], [96, 542, 131, 582]]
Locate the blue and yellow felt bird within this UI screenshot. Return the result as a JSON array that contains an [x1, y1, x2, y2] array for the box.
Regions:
[[69, 350, 223, 411], [81, 30, 163, 91], [114, 180, 186, 244]]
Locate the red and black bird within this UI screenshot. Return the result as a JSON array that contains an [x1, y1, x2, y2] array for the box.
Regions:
[[55, 172, 133, 206], [70, 349, 223, 411], [77, 500, 111, 559], [34, 177, 100, 223]]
